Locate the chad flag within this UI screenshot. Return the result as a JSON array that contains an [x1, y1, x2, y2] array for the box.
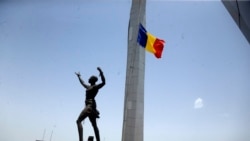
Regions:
[[137, 24, 165, 59]]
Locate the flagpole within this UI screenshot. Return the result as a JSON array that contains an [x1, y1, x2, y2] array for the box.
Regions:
[[121, 0, 146, 141]]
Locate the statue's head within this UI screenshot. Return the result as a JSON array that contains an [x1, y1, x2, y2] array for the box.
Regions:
[[88, 75, 98, 84]]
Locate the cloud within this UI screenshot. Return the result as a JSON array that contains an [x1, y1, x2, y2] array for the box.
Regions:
[[194, 98, 204, 109]]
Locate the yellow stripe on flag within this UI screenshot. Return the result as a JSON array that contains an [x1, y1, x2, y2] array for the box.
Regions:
[[145, 32, 156, 54]]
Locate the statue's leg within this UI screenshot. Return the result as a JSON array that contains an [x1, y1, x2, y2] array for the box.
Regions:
[[89, 116, 100, 141], [76, 110, 88, 141]]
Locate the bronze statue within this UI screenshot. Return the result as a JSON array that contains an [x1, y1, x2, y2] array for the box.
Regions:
[[75, 67, 106, 141]]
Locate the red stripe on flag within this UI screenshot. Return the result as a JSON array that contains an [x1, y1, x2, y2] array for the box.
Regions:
[[153, 38, 165, 58]]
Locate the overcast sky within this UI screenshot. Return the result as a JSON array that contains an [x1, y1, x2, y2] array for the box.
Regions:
[[0, 1, 249, 141]]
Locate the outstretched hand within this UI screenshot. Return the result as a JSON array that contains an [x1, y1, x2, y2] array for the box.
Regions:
[[75, 72, 81, 77], [97, 67, 102, 72], [97, 67, 103, 76]]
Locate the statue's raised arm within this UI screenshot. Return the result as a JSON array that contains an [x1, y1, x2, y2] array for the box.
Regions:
[[96, 67, 105, 89], [75, 72, 89, 89]]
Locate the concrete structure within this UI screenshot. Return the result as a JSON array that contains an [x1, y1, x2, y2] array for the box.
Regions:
[[121, 0, 146, 141], [121, 1, 249, 141], [222, 0, 250, 43]]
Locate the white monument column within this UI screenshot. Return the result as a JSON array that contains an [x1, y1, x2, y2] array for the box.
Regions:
[[121, 0, 146, 141]]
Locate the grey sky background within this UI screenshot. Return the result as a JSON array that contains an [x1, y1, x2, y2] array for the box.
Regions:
[[0, 1, 249, 141]]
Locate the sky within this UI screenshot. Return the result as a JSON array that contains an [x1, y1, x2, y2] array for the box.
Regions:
[[0, 0, 250, 141]]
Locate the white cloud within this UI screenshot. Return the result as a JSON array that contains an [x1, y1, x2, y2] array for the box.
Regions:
[[194, 98, 204, 109]]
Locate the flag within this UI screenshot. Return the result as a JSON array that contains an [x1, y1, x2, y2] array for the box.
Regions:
[[137, 23, 165, 59]]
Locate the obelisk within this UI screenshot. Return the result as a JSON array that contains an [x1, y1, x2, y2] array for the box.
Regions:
[[121, 0, 146, 141]]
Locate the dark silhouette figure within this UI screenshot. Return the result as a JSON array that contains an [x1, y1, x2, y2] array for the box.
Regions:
[[75, 67, 105, 141], [88, 136, 94, 141]]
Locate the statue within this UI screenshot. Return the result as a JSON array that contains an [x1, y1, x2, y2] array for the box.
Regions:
[[75, 67, 106, 141]]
